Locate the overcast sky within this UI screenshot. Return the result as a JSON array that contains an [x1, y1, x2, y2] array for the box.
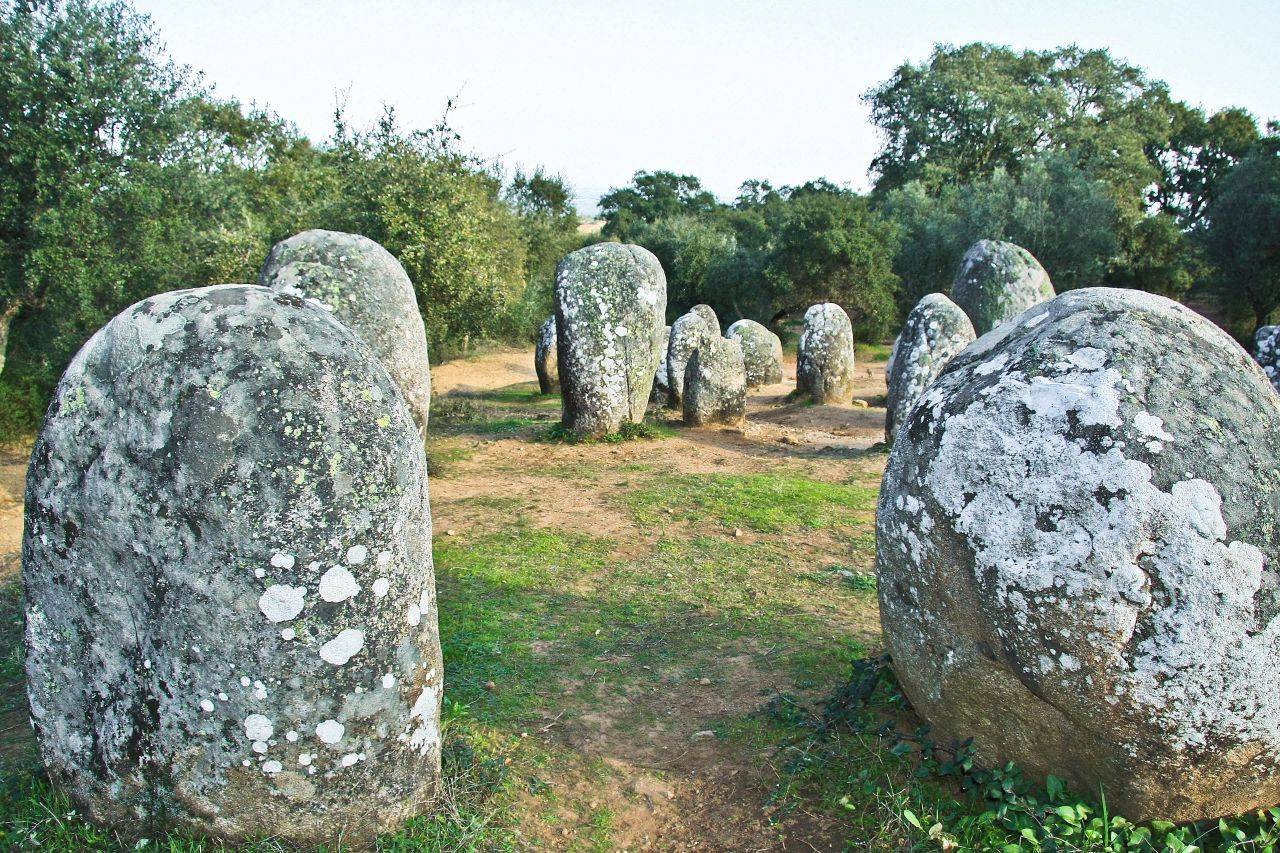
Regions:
[[135, 0, 1280, 215]]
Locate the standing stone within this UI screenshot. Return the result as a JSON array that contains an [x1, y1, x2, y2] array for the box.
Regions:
[[535, 315, 558, 393], [691, 303, 720, 336], [884, 293, 976, 443], [950, 239, 1055, 335], [666, 310, 717, 409], [876, 287, 1280, 822], [555, 243, 666, 437], [258, 229, 432, 435], [683, 337, 747, 427], [651, 325, 673, 404], [24, 285, 441, 846], [796, 303, 857, 404], [1255, 325, 1280, 391], [727, 319, 783, 388]]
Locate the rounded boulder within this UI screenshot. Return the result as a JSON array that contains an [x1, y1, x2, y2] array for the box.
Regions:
[[884, 293, 975, 443], [683, 336, 746, 427], [951, 239, 1055, 335], [876, 287, 1280, 822], [24, 285, 441, 845], [258, 229, 431, 434], [727, 319, 783, 388], [796, 303, 856, 404], [554, 243, 667, 437]]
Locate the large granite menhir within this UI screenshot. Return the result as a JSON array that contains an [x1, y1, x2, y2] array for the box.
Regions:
[[666, 305, 718, 408], [23, 284, 441, 846], [884, 293, 975, 443], [796, 303, 856, 404], [727, 319, 783, 388], [683, 336, 746, 427], [950, 239, 1055, 335], [259, 229, 432, 434], [555, 243, 666, 437]]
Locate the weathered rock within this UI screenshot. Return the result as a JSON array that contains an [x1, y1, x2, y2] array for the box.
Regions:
[[666, 310, 717, 409], [950, 239, 1055, 335], [258, 229, 432, 434], [555, 243, 666, 437], [651, 325, 672, 404], [884, 293, 975, 443], [726, 319, 783, 388], [691, 303, 720, 336], [24, 284, 441, 845], [796, 303, 856, 404], [683, 336, 746, 427], [1255, 325, 1280, 390], [876, 287, 1280, 822], [535, 315, 558, 393]]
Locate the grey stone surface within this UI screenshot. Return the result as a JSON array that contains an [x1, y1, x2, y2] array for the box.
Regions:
[[24, 284, 441, 845], [691, 304, 720, 336], [555, 243, 667, 437], [884, 293, 976, 443], [726, 319, 783, 388], [876, 287, 1280, 822], [950, 239, 1055, 335], [651, 325, 673, 404], [259, 229, 431, 435], [666, 310, 717, 409], [796, 303, 856, 404], [683, 336, 746, 427], [1255, 325, 1279, 391], [535, 315, 558, 394]]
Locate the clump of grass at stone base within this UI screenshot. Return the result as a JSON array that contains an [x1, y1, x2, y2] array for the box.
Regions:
[[539, 420, 674, 444], [739, 654, 1280, 852]]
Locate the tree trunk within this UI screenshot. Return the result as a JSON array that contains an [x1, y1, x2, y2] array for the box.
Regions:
[[0, 302, 17, 378]]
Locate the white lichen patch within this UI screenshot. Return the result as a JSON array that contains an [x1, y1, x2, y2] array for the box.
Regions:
[[244, 714, 273, 741], [315, 719, 345, 745], [258, 584, 306, 623], [345, 544, 368, 565], [319, 629, 364, 666], [318, 565, 361, 603]]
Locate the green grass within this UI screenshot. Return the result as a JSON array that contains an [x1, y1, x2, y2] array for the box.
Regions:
[[540, 420, 675, 444], [623, 472, 877, 533]]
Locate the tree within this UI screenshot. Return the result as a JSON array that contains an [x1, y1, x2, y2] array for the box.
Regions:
[[882, 155, 1119, 310], [764, 187, 899, 340], [865, 43, 1172, 206], [625, 216, 736, 318], [0, 0, 188, 374], [504, 168, 583, 338], [1201, 139, 1280, 331], [598, 171, 720, 239], [1149, 104, 1260, 230]]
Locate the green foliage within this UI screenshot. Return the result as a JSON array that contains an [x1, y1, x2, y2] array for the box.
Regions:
[[805, 656, 1280, 852], [0, 3, 579, 438], [540, 420, 674, 444], [883, 155, 1119, 309], [1201, 138, 1280, 331], [763, 184, 900, 340], [598, 170, 719, 240]]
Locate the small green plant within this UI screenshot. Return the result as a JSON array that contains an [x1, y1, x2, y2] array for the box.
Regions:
[[539, 420, 673, 444], [815, 656, 1280, 852]]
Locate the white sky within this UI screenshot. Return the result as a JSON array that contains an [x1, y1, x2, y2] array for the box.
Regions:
[[136, 0, 1280, 214]]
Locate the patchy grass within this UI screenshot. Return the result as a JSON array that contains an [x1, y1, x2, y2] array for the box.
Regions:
[[622, 472, 877, 533], [540, 420, 675, 444]]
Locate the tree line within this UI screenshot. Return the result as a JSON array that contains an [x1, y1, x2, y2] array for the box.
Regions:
[[4, 3, 1278, 437], [602, 44, 1279, 344], [0, 0, 584, 435]]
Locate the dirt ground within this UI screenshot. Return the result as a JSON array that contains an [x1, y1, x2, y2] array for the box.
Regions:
[[0, 345, 892, 851]]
